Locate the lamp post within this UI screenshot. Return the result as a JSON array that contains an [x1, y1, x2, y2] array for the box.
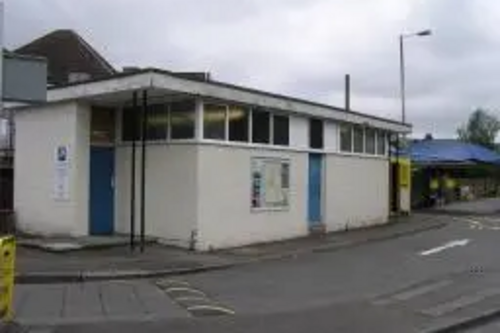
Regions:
[[395, 29, 431, 214], [399, 29, 432, 124]]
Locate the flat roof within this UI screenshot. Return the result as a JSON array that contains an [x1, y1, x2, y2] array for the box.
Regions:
[[44, 68, 410, 133]]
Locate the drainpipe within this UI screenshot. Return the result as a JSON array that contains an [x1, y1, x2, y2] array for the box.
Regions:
[[129, 91, 138, 251], [139, 90, 148, 253]]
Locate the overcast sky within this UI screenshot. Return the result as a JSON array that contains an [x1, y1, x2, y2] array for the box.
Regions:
[[4, 0, 500, 138]]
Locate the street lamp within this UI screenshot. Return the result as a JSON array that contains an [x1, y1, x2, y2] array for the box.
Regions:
[[394, 29, 432, 215], [399, 29, 432, 123]]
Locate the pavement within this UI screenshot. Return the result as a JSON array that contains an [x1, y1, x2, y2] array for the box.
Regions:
[[18, 235, 157, 252], [14, 214, 447, 284], [15, 244, 232, 284]]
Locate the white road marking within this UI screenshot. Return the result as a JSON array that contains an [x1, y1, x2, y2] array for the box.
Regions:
[[373, 280, 453, 306], [186, 304, 236, 315], [165, 287, 207, 296], [421, 288, 500, 317], [175, 295, 210, 302], [156, 279, 191, 288], [452, 216, 500, 231], [419, 239, 471, 256]]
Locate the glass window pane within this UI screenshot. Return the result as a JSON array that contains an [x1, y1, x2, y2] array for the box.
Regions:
[[91, 107, 116, 144], [146, 104, 168, 140], [309, 118, 324, 149], [340, 125, 352, 152], [122, 107, 140, 141], [170, 99, 195, 139], [365, 128, 376, 154], [252, 109, 270, 144], [229, 105, 249, 142], [353, 125, 364, 153], [273, 115, 289, 146], [377, 131, 386, 155], [204, 103, 227, 140]]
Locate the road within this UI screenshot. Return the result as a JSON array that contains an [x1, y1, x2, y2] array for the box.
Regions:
[[15, 214, 500, 332]]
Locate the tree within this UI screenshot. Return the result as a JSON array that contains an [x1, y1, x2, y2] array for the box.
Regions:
[[457, 109, 500, 150], [424, 133, 434, 140]]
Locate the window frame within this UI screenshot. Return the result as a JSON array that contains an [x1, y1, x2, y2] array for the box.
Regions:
[[170, 99, 196, 140], [251, 108, 271, 144], [309, 118, 324, 149], [364, 127, 376, 155], [376, 131, 387, 156], [272, 114, 290, 146], [203, 102, 228, 141], [353, 125, 365, 153], [339, 124, 353, 153], [145, 103, 169, 142], [228, 104, 250, 143]]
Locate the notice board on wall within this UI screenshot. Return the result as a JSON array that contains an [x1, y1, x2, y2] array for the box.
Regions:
[[251, 157, 290, 209]]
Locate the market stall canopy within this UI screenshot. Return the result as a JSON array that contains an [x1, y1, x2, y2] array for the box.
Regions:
[[401, 139, 500, 165]]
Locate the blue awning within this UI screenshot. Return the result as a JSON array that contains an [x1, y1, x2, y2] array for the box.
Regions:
[[402, 140, 500, 165]]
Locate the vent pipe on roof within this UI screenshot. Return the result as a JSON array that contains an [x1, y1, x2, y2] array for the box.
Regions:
[[345, 74, 351, 112]]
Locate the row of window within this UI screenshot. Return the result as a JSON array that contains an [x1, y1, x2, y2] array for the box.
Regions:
[[122, 99, 196, 141], [121, 99, 386, 156], [340, 125, 386, 155], [203, 103, 290, 146]]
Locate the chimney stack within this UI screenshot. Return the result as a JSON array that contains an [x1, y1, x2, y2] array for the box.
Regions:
[[345, 74, 351, 112]]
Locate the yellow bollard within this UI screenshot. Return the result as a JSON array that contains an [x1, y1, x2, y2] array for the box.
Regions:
[[0, 236, 15, 322]]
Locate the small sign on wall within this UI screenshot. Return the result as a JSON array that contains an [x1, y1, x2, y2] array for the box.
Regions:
[[53, 145, 70, 201]]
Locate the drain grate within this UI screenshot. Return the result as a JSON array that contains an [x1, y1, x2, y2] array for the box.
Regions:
[[156, 279, 235, 317], [469, 266, 486, 274]]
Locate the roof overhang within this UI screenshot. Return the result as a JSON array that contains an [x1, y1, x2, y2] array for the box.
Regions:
[[47, 69, 411, 133]]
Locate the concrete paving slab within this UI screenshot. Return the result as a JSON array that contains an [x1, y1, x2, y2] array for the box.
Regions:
[[62, 283, 104, 318], [15, 284, 65, 320], [99, 282, 145, 317]]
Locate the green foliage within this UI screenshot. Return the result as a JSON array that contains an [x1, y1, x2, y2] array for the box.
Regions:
[[457, 109, 500, 150]]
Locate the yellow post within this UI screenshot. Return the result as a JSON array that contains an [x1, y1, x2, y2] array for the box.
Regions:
[[399, 158, 412, 214], [399, 158, 411, 189], [391, 157, 412, 214], [0, 236, 15, 322]]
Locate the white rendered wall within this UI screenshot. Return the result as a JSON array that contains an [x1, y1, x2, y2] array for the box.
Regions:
[[114, 143, 199, 248], [324, 155, 390, 231], [196, 144, 309, 250], [14, 101, 90, 236]]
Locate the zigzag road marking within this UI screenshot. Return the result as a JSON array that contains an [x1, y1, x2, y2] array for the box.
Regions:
[[165, 287, 207, 296], [155, 279, 235, 317], [186, 304, 236, 316]]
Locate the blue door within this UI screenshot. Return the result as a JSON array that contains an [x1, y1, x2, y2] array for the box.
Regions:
[[308, 154, 323, 226], [89, 147, 115, 235]]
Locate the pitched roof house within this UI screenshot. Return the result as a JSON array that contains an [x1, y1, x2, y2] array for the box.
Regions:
[[15, 29, 116, 86]]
